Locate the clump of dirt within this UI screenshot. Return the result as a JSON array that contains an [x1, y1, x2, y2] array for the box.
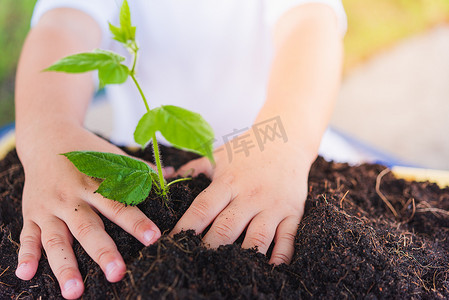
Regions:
[[0, 145, 448, 299]]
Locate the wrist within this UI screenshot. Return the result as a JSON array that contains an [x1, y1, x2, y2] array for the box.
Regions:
[[282, 139, 318, 170], [252, 117, 320, 165], [16, 118, 84, 163]]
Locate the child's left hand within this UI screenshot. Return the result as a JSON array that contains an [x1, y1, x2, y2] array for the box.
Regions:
[[171, 131, 313, 265]]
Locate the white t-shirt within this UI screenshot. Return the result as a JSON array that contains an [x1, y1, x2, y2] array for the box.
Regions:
[[32, 0, 347, 146]]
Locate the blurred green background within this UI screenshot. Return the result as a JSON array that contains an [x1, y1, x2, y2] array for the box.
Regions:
[[344, 0, 449, 70], [0, 0, 36, 127], [0, 0, 448, 128]]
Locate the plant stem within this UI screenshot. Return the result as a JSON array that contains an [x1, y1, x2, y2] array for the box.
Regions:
[[166, 177, 192, 188], [130, 42, 139, 75], [130, 74, 150, 112], [129, 46, 167, 197], [151, 133, 167, 195]]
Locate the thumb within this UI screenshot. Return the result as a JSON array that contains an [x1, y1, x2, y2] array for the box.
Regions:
[[175, 157, 214, 179]]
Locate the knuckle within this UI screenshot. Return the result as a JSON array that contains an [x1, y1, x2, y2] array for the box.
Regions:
[[55, 264, 78, 280], [109, 201, 128, 219], [19, 234, 40, 251], [245, 186, 262, 199], [75, 220, 100, 239], [189, 201, 210, 223], [44, 234, 66, 250], [131, 217, 147, 235], [271, 252, 290, 265], [18, 252, 38, 263], [216, 174, 235, 193], [80, 174, 100, 190], [248, 231, 270, 250], [212, 223, 233, 242], [278, 232, 296, 245], [55, 190, 74, 204], [94, 246, 115, 265]]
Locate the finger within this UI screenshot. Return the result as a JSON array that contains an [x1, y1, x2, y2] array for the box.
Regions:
[[202, 198, 257, 248], [40, 217, 84, 299], [87, 194, 161, 246], [269, 215, 300, 265], [162, 166, 175, 178], [149, 162, 174, 178], [171, 180, 234, 235], [64, 205, 126, 283], [16, 221, 42, 281], [176, 157, 213, 178], [241, 212, 278, 254]]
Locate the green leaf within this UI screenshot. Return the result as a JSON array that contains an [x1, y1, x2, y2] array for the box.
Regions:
[[45, 49, 129, 87], [45, 49, 125, 73], [109, 23, 127, 44], [134, 105, 215, 163], [98, 62, 129, 87], [62, 151, 156, 205], [134, 109, 159, 145], [62, 151, 149, 176], [96, 172, 152, 206], [108, 0, 136, 44], [120, 0, 136, 41]]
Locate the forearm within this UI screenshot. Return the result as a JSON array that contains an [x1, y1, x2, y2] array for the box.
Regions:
[[15, 8, 102, 159], [255, 4, 343, 163]]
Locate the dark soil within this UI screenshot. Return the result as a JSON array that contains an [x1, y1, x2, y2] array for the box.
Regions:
[[1, 145, 449, 299]]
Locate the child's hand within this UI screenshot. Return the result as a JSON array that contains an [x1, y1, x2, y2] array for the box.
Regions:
[[15, 124, 165, 299], [171, 131, 312, 264]]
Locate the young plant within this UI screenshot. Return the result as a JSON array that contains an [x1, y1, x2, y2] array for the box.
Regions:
[[45, 0, 214, 205]]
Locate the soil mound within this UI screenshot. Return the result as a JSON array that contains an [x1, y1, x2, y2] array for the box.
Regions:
[[1, 146, 448, 299]]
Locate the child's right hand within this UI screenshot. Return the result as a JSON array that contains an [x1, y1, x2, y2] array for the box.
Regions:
[[15, 123, 162, 299]]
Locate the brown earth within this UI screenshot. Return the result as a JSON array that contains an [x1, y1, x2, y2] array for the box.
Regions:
[[1, 144, 449, 299]]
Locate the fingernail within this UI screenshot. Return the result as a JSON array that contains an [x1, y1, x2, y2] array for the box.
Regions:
[[15, 263, 28, 277], [163, 166, 175, 177], [64, 279, 79, 292], [106, 261, 118, 279], [143, 230, 155, 245]]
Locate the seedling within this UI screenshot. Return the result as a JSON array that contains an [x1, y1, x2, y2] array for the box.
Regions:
[[45, 0, 214, 205]]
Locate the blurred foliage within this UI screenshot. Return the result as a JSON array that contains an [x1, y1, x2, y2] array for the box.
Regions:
[[0, 0, 37, 82], [0, 0, 37, 126], [0, 0, 449, 126], [343, 0, 449, 70]]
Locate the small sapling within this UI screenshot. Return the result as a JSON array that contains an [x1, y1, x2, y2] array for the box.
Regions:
[[45, 0, 214, 204]]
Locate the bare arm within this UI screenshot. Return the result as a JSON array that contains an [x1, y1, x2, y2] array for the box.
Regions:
[[257, 3, 343, 163], [15, 9, 161, 299], [15, 8, 99, 154]]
